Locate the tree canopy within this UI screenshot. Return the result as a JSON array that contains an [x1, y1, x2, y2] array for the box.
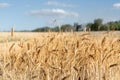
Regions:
[[32, 18, 120, 32], [86, 19, 120, 31]]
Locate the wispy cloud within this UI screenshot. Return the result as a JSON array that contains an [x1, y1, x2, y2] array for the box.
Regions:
[[46, 1, 76, 7], [0, 3, 10, 8], [113, 3, 120, 8], [28, 8, 79, 18]]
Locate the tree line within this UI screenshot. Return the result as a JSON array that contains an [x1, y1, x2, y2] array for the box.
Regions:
[[32, 24, 73, 32], [86, 18, 120, 31], [32, 18, 120, 32]]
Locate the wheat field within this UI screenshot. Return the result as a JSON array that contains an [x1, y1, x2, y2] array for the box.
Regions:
[[0, 31, 120, 80]]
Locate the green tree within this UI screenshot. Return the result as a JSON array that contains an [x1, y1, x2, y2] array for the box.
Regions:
[[32, 26, 50, 32], [99, 25, 108, 31], [86, 18, 103, 31], [93, 18, 103, 31], [116, 21, 120, 30], [86, 23, 93, 31], [61, 24, 73, 32], [107, 22, 116, 30], [52, 26, 59, 32]]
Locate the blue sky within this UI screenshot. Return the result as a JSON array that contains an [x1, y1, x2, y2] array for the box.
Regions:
[[0, 0, 120, 31]]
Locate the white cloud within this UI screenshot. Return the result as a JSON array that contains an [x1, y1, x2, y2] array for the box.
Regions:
[[0, 3, 10, 8], [113, 3, 120, 8], [28, 8, 79, 18], [46, 1, 76, 7]]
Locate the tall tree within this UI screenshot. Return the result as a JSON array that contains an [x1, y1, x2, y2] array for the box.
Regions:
[[86, 23, 93, 31], [94, 18, 103, 31]]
